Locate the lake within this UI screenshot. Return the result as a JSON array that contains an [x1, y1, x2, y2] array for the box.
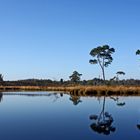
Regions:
[[0, 92, 140, 140]]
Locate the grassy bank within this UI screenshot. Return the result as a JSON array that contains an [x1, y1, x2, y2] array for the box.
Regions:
[[0, 85, 140, 96]]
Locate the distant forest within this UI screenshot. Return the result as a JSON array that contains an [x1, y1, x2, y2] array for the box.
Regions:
[[0, 78, 140, 86], [0, 71, 140, 86]]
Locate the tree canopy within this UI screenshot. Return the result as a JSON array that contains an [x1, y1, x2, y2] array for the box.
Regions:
[[116, 71, 125, 75], [0, 74, 3, 82], [89, 45, 115, 81], [136, 50, 140, 55], [69, 71, 82, 83]]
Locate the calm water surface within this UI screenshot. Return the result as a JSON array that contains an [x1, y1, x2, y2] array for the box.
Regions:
[[0, 92, 140, 140]]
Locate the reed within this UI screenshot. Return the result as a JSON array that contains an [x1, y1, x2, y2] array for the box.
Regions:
[[0, 85, 140, 96]]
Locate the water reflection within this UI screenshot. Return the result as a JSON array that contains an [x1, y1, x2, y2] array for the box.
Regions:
[[1, 92, 64, 103], [137, 124, 140, 130], [110, 96, 126, 107], [0, 92, 3, 102], [1, 91, 140, 139], [50, 93, 61, 102], [69, 95, 82, 105], [89, 96, 116, 135]]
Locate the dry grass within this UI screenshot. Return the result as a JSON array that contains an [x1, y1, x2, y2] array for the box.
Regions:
[[0, 85, 140, 96]]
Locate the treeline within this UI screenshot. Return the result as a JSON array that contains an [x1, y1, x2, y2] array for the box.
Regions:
[[1, 78, 140, 86]]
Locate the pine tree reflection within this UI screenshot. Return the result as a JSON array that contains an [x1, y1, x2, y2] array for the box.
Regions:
[[69, 95, 82, 105], [110, 96, 126, 107], [60, 93, 63, 97], [137, 124, 140, 130], [0, 92, 3, 102], [89, 96, 116, 135]]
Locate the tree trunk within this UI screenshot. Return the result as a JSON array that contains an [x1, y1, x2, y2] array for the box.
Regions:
[[98, 96, 106, 123], [102, 67, 105, 81]]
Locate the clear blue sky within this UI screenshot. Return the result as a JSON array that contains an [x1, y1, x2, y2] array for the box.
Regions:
[[0, 0, 140, 81]]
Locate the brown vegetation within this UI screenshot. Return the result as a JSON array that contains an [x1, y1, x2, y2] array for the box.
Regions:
[[0, 85, 140, 96]]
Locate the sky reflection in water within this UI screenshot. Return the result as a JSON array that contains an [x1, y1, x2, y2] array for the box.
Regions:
[[0, 92, 140, 140]]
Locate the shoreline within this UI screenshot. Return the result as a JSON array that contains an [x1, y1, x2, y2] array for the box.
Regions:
[[0, 85, 140, 96]]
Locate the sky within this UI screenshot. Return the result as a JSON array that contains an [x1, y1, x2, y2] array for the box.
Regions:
[[0, 0, 140, 81]]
